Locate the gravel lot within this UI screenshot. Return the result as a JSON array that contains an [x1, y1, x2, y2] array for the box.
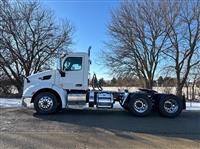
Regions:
[[0, 108, 200, 149]]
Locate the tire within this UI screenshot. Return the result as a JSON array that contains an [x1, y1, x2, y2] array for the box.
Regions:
[[56, 102, 62, 113], [128, 94, 152, 117], [34, 92, 58, 114], [159, 95, 183, 117]]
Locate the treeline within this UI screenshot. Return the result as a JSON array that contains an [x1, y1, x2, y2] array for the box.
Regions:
[[95, 76, 200, 88]]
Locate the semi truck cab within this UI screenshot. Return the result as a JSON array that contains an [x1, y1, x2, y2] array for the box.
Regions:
[[22, 50, 185, 117]]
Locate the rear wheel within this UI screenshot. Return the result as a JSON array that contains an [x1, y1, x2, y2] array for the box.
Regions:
[[128, 94, 152, 117], [34, 92, 58, 114], [159, 95, 183, 117]]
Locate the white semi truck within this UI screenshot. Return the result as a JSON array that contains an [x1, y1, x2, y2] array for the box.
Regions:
[[22, 49, 186, 117]]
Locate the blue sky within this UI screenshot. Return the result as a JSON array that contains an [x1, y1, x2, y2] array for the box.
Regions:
[[42, 0, 120, 80]]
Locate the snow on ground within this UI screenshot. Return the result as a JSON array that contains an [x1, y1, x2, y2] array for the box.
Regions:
[[186, 102, 200, 111], [0, 98, 22, 108], [0, 97, 200, 111]]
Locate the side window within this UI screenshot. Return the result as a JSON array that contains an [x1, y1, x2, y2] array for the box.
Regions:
[[63, 57, 82, 71]]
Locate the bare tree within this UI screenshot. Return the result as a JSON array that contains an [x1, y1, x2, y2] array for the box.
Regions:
[[196, 77, 200, 88], [0, 0, 73, 94], [190, 65, 200, 100], [163, 0, 200, 97], [104, 1, 167, 89]]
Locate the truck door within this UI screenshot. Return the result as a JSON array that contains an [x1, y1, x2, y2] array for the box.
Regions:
[[61, 56, 84, 90]]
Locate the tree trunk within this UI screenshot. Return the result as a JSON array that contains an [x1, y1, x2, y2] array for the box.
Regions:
[[144, 79, 153, 89], [176, 83, 183, 97], [192, 84, 195, 100], [15, 81, 23, 96], [186, 85, 189, 100], [16, 86, 23, 96]]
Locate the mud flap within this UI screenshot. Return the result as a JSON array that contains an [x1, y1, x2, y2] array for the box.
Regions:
[[182, 95, 186, 110]]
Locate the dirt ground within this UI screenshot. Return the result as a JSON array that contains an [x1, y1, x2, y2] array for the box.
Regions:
[[0, 108, 200, 149]]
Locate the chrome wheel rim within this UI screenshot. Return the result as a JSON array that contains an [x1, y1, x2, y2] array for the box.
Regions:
[[164, 99, 178, 114], [38, 96, 53, 111], [134, 99, 148, 113]]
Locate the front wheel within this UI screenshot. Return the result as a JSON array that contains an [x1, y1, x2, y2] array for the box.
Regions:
[[128, 94, 152, 117], [159, 95, 183, 117], [34, 92, 58, 114]]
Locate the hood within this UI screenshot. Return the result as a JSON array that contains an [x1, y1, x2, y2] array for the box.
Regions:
[[27, 70, 56, 80], [23, 70, 57, 90]]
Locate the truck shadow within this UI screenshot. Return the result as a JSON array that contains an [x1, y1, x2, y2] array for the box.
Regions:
[[33, 109, 200, 141]]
